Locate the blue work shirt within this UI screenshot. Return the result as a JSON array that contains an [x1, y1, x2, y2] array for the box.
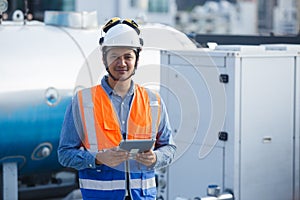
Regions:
[[58, 75, 176, 171]]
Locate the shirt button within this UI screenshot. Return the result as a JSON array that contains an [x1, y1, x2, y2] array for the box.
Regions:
[[88, 164, 93, 168], [122, 120, 125, 124]]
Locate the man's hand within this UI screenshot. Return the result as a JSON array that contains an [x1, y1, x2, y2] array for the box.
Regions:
[[96, 148, 129, 167], [135, 150, 156, 167]]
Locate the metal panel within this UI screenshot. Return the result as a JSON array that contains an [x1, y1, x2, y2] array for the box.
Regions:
[[159, 50, 227, 199], [294, 53, 300, 200], [166, 50, 226, 68], [239, 57, 295, 200], [168, 145, 224, 199]]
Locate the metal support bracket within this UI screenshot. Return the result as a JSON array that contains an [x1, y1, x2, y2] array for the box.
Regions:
[[2, 162, 18, 200]]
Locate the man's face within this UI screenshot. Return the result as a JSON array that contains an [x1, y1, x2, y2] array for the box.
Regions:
[[105, 47, 137, 81]]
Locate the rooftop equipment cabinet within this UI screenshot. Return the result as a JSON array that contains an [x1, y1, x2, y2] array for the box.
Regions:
[[156, 45, 300, 200]]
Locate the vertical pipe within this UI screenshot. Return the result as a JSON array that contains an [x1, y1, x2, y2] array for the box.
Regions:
[[297, 0, 300, 33], [2, 162, 18, 200]]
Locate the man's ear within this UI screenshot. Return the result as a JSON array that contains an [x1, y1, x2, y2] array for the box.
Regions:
[[135, 48, 141, 62], [102, 55, 108, 67]]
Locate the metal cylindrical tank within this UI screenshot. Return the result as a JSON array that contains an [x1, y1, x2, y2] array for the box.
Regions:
[[0, 20, 99, 175]]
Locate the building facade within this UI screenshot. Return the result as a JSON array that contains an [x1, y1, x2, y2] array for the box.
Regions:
[[75, 0, 177, 26]]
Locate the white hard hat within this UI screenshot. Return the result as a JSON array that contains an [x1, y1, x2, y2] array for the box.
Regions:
[[100, 21, 143, 51]]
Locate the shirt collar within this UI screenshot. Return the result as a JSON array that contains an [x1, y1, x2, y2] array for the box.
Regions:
[[101, 75, 135, 97]]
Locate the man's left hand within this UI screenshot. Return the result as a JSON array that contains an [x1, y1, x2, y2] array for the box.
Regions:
[[135, 150, 156, 167]]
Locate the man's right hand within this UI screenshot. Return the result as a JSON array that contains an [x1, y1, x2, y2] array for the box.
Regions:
[[95, 147, 129, 167]]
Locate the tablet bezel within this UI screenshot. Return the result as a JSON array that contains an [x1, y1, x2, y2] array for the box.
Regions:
[[118, 139, 156, 153]]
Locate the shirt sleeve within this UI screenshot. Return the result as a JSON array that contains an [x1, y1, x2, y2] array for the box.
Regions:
[[57, 96, 97, 171], [153, 96, 177, 169]]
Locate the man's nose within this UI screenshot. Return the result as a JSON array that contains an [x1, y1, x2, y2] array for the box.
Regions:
[[116, 56, 126, 67]]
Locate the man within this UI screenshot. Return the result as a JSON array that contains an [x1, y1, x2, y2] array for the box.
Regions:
[[58, 17, 176, 200]]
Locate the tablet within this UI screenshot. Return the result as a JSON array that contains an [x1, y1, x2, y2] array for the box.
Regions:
[[119, 139, 156, 154]]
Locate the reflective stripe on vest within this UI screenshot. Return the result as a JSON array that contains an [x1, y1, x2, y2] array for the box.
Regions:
[[77, 88, 98, 152], [77, 84, 161, 151], [79, 177, 156, 191], [79, 179, 125, 191], [146, 88, 161, 138]]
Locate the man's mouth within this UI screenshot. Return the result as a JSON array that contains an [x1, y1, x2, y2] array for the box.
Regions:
[[115, 68, 128, 72]]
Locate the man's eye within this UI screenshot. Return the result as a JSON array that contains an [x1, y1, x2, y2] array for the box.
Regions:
[[110, 55, 118, 60], [125, 55, 133, 59]]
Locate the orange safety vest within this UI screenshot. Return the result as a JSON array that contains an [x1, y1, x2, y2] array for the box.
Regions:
[[77, 84, 161, 152]]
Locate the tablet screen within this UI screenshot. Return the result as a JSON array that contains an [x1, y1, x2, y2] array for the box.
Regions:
[[119, 139, 156, 154]]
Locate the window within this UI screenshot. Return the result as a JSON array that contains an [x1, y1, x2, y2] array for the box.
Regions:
[[148, 0, 169, 13], [130, 0, 138, 8]]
